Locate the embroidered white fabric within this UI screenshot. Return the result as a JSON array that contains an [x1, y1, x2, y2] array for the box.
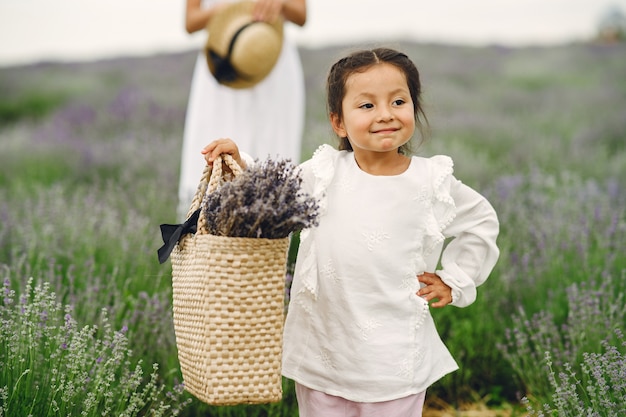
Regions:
[[282, 145, 500, 402]]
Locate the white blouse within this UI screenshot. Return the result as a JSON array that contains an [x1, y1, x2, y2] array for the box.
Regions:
[[282, 145, 500, 402]]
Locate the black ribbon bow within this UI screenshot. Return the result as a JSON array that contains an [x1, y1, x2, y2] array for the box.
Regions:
[[209, 50, 238, 83], [209, 22, 257, 84], [157, 208, 201, 264]]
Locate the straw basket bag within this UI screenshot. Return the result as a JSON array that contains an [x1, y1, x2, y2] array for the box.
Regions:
[[170, 154, 289, 405]]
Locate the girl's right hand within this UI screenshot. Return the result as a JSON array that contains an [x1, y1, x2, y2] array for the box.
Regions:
[[201, 138, 246, 169], [416, 272, 452, 308]]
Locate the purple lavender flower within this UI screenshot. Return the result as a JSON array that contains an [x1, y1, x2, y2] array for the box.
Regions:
[[202, 158, 319, 239]]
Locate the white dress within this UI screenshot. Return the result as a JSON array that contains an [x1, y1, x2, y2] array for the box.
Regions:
[[282, 145, 500, 402], [178, 0, 305, 218]]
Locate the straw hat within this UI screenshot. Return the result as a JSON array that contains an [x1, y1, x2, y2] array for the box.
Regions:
[[205, 1, 284, 89]]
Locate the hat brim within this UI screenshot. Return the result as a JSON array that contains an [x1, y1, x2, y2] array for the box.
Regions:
[[205, 1, 284, 89]]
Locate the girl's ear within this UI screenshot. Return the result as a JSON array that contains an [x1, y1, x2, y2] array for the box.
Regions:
[[330, 113, 347, 138]]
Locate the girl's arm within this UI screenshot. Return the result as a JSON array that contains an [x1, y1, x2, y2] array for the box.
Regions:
[[437, 180, 500, 308]]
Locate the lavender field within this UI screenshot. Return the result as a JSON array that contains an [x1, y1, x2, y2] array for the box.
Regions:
[[1, 41, 625, 416]]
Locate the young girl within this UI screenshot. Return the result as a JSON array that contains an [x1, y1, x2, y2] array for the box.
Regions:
[[202, 48, 499, 417]]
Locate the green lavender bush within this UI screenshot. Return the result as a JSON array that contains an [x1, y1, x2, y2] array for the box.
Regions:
[[499, 270, 626, 411], [0, 276, 191, 416], [518, 332, 626, 416]]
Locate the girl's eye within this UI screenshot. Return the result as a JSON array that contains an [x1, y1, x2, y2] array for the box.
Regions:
[[393, 99, 406, 106], [359, 103, 374, 109]]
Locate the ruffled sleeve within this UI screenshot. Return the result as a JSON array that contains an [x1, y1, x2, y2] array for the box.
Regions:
[[291, 144, 338, 313], [429, 157, 500, 307], [240, 151, 255, 168], [299, 144, 336, 217], [423, 155, 457, 255]]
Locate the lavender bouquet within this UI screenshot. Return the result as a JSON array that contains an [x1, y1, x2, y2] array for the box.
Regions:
[[202, 158, 319, 239]]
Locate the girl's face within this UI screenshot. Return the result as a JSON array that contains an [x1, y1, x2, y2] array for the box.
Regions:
[[331, 63, 415, 155]]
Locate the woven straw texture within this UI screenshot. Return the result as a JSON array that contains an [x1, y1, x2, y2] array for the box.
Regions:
[[171, 155, 289, 405]]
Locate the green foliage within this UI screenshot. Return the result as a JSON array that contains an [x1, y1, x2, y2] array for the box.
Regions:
[[520, 333, 626, 416], [0, 91, 67, 125], [0, 42, 625, 415], [0, 148, 80, 188], [0, 277, 191, 416], [499, 272, 626, 411]]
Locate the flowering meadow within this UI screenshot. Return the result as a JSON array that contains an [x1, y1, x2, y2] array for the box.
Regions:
[[1, 41, 625, 416]]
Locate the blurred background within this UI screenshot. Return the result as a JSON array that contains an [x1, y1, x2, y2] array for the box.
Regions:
[[1, 0, 626, 66]]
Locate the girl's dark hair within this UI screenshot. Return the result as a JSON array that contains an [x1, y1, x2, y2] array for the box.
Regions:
[[326, 47, 429, 154]]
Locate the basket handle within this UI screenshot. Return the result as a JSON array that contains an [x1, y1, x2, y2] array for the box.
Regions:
[[187, 154, 243, 235]]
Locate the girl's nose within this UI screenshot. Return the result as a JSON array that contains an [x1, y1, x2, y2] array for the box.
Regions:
[[377, 105, 394, 121]]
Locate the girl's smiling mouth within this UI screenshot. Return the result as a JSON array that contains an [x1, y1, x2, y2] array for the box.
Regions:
[[372, 128, 399, 134]]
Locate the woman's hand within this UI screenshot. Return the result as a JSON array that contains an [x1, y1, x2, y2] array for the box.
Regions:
[[253, 0, 283, 23], [201, 138, 246, 169], [417, 272, 452, 308], [253, 0, 307, 26]]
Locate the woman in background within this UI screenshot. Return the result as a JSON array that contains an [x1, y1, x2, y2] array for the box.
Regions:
[[178, 0, 307, 219]]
